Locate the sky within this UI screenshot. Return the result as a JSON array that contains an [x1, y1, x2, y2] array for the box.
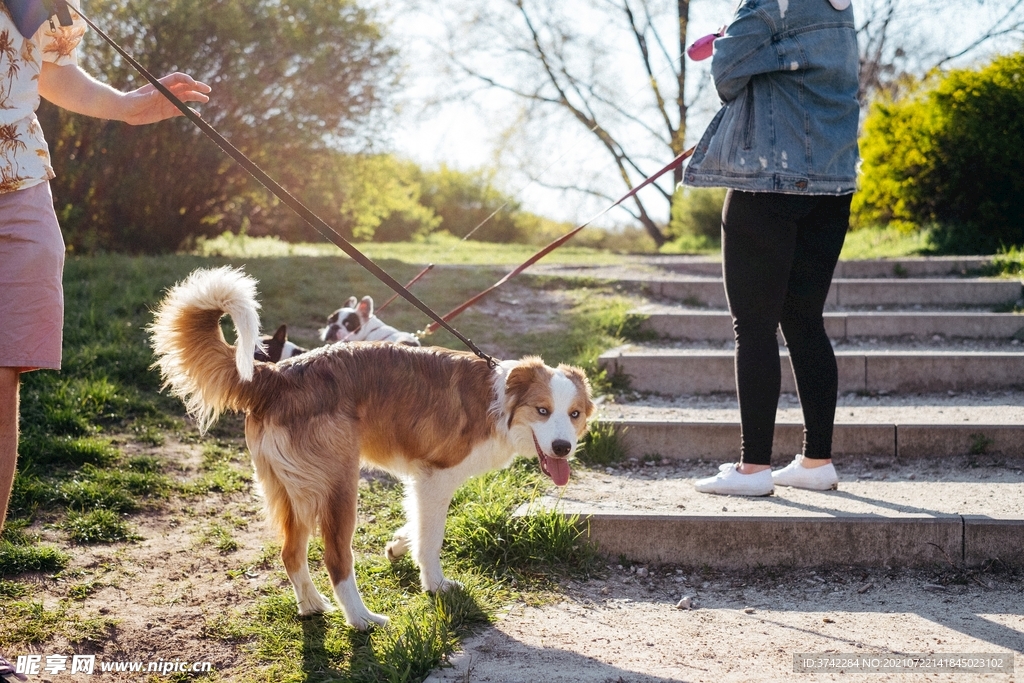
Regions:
[[381, 0, 1021, 227]]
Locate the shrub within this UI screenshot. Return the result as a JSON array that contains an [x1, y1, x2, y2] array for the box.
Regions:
[[854, 53, 1024, 253], [665, 186, 725, 252]]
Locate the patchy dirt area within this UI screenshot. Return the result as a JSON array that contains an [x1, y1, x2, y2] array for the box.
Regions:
[[5, 435, 270, 677], [284, 277, 585, 361]]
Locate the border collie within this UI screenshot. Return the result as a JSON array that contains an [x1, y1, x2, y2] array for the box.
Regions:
[[150, 267, 593, 630], [321, 296, 420, 346]]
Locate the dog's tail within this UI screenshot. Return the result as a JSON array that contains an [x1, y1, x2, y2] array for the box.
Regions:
[[149, 266, 266, 433]]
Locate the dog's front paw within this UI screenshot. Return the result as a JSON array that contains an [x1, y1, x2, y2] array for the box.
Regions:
[[348, 611, 390, 631], [297, 592, 336, 616]]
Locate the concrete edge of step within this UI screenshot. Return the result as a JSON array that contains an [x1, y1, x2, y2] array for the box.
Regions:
[[511, 505, 1024, 568]]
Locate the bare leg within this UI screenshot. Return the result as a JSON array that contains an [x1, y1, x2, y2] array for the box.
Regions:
[[0, 368, 20, 536]]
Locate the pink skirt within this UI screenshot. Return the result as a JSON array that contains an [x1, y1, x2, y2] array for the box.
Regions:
[[0, 182, 64, 371]]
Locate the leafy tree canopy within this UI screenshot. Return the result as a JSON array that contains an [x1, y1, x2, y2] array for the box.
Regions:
[[41, 0, 400, 253]]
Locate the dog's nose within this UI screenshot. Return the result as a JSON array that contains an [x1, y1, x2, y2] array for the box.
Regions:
[[552, 439, 572, 457]]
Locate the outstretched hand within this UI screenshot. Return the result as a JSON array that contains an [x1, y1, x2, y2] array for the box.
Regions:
[[121, 72, 212, 125]]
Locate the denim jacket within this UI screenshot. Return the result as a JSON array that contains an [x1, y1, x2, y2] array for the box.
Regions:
[[683, 0, 860, 195]]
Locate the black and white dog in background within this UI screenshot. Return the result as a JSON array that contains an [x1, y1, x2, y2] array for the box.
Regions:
[[255, 324, 308, 363], [321, 296, 420, 346]]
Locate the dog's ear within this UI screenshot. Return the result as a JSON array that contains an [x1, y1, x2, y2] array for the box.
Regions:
[[504, 358, 546, 429], [357, 296, 374, 319], [344, 296, 358, 308], [272, 325, 288, 344]]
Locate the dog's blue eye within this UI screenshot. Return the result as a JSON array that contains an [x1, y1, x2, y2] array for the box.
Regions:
[[537, 407, 549, 416], [570, 410, 580, 419]]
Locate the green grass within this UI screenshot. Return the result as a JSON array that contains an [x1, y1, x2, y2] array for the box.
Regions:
[[61, 509, 140, 544], [0, 539, 69, 573], [577, 422, 627, 467], [194, 231, 632, 267], [182, 442, 253, 495], [0, 598, 115, 647], [985, 245, 1024, 278], [840, 224, 938, 259], [511, 286, 649, 392]]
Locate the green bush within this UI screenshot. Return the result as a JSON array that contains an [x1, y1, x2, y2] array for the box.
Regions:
[[854, 53, 1024, 253], [665, 186, 725, 252]]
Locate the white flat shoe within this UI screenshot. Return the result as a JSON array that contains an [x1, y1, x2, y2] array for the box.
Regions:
[[695, 463, 774, 496], [772, 455, 839, 490]]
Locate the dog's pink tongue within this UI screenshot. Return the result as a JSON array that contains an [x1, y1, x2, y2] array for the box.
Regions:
[[547, 457, 571, 487]]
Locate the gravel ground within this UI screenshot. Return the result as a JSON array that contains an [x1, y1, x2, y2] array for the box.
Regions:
[[426, 564, 1022, 683]]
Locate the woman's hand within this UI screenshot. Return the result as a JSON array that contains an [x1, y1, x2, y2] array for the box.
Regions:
[[40, 64, 211, 124], [121, 72, 212, 125]]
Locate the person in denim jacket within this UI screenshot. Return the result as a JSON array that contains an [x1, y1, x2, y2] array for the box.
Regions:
[[686, 0, 860, 496]]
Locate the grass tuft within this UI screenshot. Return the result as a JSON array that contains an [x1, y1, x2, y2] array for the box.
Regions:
[[577, 422, 626, 467], [62, 509, 140, 545], [0, 539, 70, 575], [445, 463, 599, 584]]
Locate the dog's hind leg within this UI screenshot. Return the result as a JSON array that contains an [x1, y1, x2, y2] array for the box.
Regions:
[[407, 469, 465, 594], [321, 478, 388, 630], [254, 458, 335, 616], [281, 506, 335, 616]]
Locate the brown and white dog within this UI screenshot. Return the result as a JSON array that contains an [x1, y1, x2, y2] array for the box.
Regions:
[[149, 267, 594, 630]]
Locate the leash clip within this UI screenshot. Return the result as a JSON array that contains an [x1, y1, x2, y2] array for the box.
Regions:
[[41, 0, 74, 27]]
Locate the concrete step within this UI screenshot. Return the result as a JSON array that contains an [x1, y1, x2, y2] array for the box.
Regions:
[[638, 308, 1024, 341], [599, 346, 1024, 394], [637, 277, 1021, 309], [525, 458, 1024, 568], [535, 255, 994, 279], [604, 421, 1024, 461], [597, 393, 1024, 460]]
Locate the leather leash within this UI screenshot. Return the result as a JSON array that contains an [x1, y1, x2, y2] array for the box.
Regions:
[[424, 146, 696, 333]]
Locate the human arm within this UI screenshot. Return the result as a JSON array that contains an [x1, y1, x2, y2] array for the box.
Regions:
[[710, 2, 779, 102], [38, 63, 211, 125]]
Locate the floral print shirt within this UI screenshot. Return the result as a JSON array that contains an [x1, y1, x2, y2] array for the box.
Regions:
[[0, 0, 85, 194]]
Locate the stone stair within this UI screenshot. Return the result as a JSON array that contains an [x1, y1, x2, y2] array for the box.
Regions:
[[532, 256, 1024, 569]]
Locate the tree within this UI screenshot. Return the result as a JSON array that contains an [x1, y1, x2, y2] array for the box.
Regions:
[[855, 0, 1024, 100], [427, 0, 1023, 248], [40, 0, 399, 252], [436, 0, 705, 247], [853, 52, 1024, 253]]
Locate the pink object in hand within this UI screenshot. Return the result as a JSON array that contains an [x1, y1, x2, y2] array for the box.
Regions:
[[686, 32, 720, 61]]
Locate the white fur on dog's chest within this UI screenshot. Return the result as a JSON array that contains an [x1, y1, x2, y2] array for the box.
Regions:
[[451, 436, 519, 479]]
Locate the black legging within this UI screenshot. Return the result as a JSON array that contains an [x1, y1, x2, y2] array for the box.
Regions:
[[721, 190, 852, 466]]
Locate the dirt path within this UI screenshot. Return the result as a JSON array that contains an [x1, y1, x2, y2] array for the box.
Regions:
[[425, 565, 1022, 682]]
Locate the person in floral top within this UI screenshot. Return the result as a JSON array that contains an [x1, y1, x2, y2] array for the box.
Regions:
[[0, 0, 211, 642]]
